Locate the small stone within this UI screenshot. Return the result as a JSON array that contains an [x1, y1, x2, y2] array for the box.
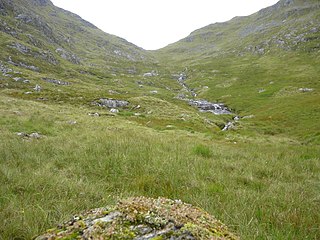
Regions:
[[88, 112, 100, 117], [234, 116, 240, 121], [36, 97, 48, 101], [34, 84, 41, 92], [95, 98, 129, 108], [13, 111, 22, 115], [110, 108, 119, 113], [299, 88, 313, 92], [222, 122, 235, 131], [25, 92, 32, 94], [29, 132, 41, 139], [16, 132, 28, 137], [150, 90, 158, 94], [13, 77, 23, 81], [143, 70, 158, 77], [242, 115, 254, 119], [108, 90, 119, 94]]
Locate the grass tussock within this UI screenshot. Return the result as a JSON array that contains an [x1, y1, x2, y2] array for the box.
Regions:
[[0, 95, 319, 239]]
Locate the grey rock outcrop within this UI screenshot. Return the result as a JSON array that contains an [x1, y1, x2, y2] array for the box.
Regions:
[[42, 77, 70, 85], [17, 132, 42, 139], [143, 70, 158, 77], [189, 100, 232, 115], [222, 122, 235, 131], [7, 57, 39, 71], [55, 48, 80, 64], [299, 88, 313, 92], [33, 84, 41, 92], [94, 98, 129, 108], [109, 108, 119, 113], [34, 197, 239, 240]]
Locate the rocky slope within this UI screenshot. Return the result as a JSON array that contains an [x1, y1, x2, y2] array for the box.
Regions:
[[156, 0, 320, 61], [0, 0, 155, 75]]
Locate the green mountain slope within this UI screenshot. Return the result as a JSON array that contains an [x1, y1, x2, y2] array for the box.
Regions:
[[0, 0, 319, 239], [0, 0, 231, 134], [157, 0, 320, 59], [155, 0, 320, 142], [0, 0, 153, 68]]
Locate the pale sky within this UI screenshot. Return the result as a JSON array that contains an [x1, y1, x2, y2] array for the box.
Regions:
[[51, 0, 279, 50]]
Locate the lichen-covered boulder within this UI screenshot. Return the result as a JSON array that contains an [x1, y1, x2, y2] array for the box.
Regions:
[[34, 197, 239, 240]]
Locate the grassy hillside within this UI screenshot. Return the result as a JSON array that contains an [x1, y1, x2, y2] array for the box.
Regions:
[[155, 0, 320, 142], [0, 0, 319, 239], [0, 95, 319, 239]]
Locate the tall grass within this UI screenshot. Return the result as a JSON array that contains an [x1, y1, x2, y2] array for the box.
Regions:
[[0, 97, 319, 239]]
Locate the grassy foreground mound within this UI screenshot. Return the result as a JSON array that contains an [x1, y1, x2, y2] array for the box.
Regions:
[[34, 197, 238, 240]]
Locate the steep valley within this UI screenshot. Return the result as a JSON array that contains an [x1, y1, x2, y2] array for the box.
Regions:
[[0, 0, 319, 239]]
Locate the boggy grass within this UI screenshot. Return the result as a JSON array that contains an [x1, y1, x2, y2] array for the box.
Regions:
[[0, 96, 319, 239]]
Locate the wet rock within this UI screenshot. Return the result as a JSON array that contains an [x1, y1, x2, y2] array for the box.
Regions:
[[34, 197, 238, 240], [94, 98, 129, 108], [174, 72, 197, 97], [189, 100, 232, 115]]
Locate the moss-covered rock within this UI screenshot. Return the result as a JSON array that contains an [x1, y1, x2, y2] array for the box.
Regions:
[[34, 197, 239, 240]]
